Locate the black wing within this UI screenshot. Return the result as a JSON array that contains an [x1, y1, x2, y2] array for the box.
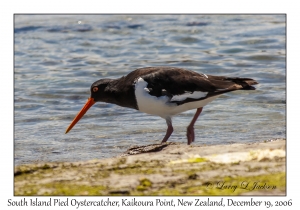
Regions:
[[137, 67, 258, 105]]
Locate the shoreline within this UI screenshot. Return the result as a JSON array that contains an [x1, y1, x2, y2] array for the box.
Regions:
[[14, 139, 286, 196]]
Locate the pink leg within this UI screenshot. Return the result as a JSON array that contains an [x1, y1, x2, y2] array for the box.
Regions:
[[162, 118, 173, 143], [187, 107, 203, 145]]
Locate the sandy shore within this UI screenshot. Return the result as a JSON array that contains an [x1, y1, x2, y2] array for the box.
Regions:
[[14, 139, 286, 196]]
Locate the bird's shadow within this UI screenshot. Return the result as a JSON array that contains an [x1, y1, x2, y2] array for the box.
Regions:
[[120, 142, 178, 156]]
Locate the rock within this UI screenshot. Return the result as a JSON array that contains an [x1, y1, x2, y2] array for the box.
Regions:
[[14, 139, 286, 196]]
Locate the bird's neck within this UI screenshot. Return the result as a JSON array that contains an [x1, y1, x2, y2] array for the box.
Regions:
[[103, 78, 138, 110]]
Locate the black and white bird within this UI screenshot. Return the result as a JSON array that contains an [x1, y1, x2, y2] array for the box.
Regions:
[[65, 67, 258, 145]]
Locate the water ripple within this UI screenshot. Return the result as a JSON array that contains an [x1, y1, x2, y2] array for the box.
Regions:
[[14, 14, 286, 165]]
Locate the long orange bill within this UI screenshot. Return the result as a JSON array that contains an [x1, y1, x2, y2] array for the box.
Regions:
[[65, 98, 96, 134]]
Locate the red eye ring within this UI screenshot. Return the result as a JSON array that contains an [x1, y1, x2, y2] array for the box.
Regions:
[[92, 87, 98, 92]]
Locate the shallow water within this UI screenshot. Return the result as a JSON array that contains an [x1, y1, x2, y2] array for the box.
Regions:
[[14, 14, 286, 165]]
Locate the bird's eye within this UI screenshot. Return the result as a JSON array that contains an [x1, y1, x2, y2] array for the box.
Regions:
[[92, 87, 98, 92]]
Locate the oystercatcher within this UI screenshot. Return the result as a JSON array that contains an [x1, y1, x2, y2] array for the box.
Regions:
[[65, 67, 258, 145]]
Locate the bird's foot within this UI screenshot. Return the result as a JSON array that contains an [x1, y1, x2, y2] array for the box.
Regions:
[[187, 125, 195, 145]]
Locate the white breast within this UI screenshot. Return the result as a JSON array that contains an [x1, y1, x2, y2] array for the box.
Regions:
[[134, 77, 220, 119]]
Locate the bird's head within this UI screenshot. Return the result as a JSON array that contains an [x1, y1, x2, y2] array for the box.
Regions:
[[65, 79, 112, 134]]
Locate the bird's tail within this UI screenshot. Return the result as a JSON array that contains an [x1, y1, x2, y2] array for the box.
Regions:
[[202, 75, 259, 98], [225, 77, 259, 90]]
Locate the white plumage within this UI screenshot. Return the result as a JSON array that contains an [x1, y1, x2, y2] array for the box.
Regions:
[[135, 77, 220, 120]]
